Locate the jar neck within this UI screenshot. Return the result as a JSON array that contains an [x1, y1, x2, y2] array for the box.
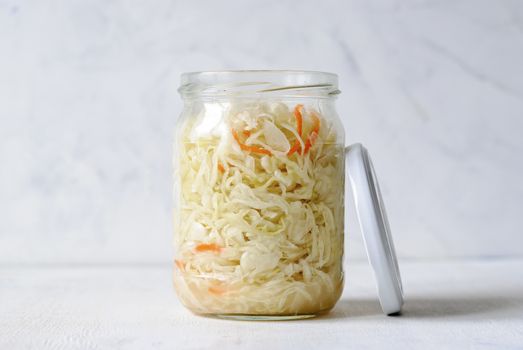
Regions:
[[178, 70, 340, 101]]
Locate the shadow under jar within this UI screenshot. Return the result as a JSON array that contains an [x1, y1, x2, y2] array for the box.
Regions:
[[173, 71, 345, 320]]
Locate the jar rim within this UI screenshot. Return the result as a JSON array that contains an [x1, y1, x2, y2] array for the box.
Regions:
[[179, 70, 340, 99]]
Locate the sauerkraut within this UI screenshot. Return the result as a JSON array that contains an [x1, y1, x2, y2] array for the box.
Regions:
[[173, 101, 344, 316]]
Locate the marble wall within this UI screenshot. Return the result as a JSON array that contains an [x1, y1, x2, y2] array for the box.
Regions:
[[1, 0, 522, 263]]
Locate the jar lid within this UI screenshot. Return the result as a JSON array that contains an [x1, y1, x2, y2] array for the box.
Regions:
[[346, 144, 404, 315]]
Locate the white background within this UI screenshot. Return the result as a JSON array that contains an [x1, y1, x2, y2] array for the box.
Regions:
[[1, 0, 522, 264]]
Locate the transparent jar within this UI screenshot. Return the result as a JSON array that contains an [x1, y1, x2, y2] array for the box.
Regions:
[[173, 71, 345, 320]]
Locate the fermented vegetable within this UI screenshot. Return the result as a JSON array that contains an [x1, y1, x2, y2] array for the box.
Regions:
[[173, 101, 344, 315]]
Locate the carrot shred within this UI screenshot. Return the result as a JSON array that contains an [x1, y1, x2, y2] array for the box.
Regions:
[[287, 141, 301, 156], [195, 243, 222, 253], [208, 285, 227, 295], [231, 129, 271, 155], [175, 259, 184, 270], [288, 104, 303, 156], [294, 104, 304, 135], [303, 112, 321, 154], [303, 140, 311, 154], [310, 112, 320, 134], [217, 162, 225, 173], [304, 131, 318, 154], [242, 130, 251, 137]]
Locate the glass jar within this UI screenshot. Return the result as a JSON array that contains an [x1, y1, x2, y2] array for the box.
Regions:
[[173, 71, 345, 320]]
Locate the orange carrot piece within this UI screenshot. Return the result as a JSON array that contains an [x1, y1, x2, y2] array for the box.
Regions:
[[195, 243, 222, 253], [304, 131, 318, 154], [304, 112, 321, 154], [231, 129, 271, 155], [175, 259, 184, 270], [217, 162, 225, 173], [208, 285, 227, 295], [303, 140, 311, 154], [288, 104, 304, 156], [287, 141, 301, 156], [242, 130, 251, 137], [294, 104, 303, 135], [310, 112, 320, 134]]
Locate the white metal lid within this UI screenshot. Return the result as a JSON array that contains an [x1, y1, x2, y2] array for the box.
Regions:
[[346, 143, 404, 315]]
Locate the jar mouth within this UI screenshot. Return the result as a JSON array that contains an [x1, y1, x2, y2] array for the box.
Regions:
[[178, 70, 340, 99]]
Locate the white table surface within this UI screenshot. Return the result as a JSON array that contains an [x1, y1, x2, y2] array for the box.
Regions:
[[1, 259, 522, 350]]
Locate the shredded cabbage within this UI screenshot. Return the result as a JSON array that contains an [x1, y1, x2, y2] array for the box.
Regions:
[[173, 101, 344, 315]]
